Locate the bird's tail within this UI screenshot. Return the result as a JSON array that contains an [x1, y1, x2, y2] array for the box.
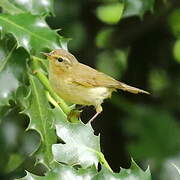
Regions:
[[117, 82, 150, 94]]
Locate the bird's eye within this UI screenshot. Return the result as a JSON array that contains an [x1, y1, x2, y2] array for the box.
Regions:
[[57, 57, 63, 63]]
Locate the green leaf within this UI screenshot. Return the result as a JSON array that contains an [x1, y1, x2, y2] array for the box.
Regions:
[[0, 37, 27, 106], [18, 160, 151, 180], [96, 3, 124, 24], [0, 13, 65, 55], [160, 159, 180, 180], [0, 0, 24, 15], [0, 0, 54, 15], [23, 75, 56, 167], [173, 164, 180, 175], [93, 159, 151, 180], [0, 107, 31, 173], [118, 160, 151, 180], [173, 39, 180, 62], [18, 165, 97, 180], [123, 0, 155, 18], [52, 108, 101, 168]]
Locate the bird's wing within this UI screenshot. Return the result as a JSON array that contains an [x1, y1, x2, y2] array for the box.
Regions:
[[72, 63, 120, 87], [72, 63, 149, 94]]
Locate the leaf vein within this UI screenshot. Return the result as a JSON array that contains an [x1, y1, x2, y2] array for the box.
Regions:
[[0, 15, 53, 45], [30, 77, 47, 143], [0, 43, 16, 72]]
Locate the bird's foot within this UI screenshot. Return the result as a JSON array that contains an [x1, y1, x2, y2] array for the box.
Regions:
[[67, 108, 82, 123]]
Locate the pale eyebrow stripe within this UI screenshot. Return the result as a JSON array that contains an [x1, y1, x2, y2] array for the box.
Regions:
[[63, 57, 71, 64]]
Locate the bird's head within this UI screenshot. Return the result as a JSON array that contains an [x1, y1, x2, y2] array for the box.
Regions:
[[43, 49, 78, 71]]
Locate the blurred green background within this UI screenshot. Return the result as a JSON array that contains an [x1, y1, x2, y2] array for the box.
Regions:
[[1, 0, 180, 179]]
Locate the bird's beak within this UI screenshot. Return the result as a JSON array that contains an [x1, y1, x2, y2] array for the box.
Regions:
[[41, 52, 50, 57]]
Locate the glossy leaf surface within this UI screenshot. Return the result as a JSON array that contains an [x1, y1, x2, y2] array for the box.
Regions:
[[52, 109, 101, 168], [18, 159, 151, 180], [23, 75, 56, 166], [0, 13, 62, 54], [0, 38, 27, 106], [123, 0, 154, 18], [93, 160, 151, 180], [0, 0, 54, 15], [19, 165, 97, 180]]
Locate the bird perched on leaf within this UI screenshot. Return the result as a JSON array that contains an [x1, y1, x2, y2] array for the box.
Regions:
[[44, 49, 149, 122]]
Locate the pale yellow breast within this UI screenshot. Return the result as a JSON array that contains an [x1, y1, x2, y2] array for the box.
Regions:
[[49, 61, 114, 107], [49, 73, 113, 107]]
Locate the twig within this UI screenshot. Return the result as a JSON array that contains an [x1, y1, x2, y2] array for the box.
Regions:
[[32, 56, 71, 115]]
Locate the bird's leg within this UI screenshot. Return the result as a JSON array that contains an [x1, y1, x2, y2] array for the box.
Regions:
[[67, 105, 86, 122], [89, 105, 103, 123]]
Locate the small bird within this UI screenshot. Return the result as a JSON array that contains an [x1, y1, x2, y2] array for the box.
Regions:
[[44, 49, 149, 122]]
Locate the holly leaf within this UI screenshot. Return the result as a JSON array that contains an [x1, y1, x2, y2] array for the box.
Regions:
[[93, 159, 151, 180], [0, 0, 23, 15], [123, 0, 155, 18], [18, 159, 151, 180], [0, 13, 66, 55], [0, 37, 27, 106], [118, 159, 151, 180], [18, 165, 97, 180], [23, 75, 56, 167], [0, 0, 54, 15], [52, 108, 101, 168], [173, 164, 180, 175], [0, 107, 36, 173]]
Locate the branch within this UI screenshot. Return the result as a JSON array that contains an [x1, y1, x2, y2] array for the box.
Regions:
[[32, 56, 71, 115]]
